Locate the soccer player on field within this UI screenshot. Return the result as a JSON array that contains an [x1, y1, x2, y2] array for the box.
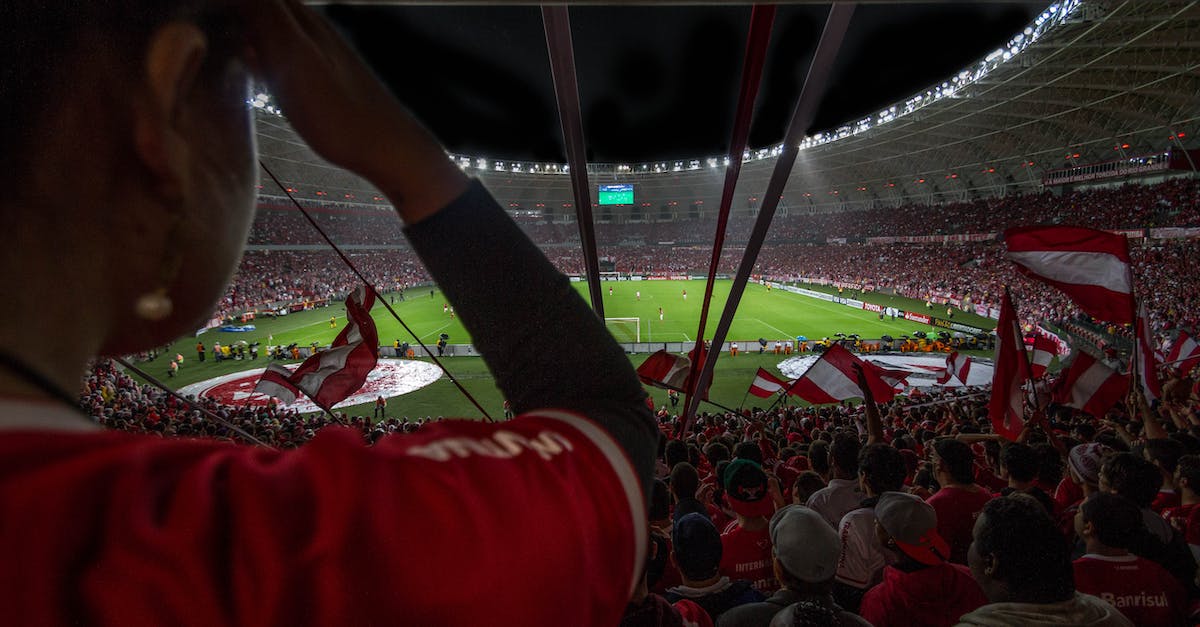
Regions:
[[659, 307, 664, 321]]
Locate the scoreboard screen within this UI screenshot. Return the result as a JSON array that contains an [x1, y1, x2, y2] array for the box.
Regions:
[[598, 184, 634, 205]]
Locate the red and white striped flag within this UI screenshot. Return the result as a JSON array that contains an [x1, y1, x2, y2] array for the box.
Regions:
[[936, 351, 972, 385], [1167, 331, 1200, 373], [638, 343, 709, 398], [786, 344, 897, 405], [1027, 334, 1057, 379], [988, 290, 1032, 440], [1004, 226, 1135, 324], [1134, 304, 1162, 403], [1052, 351, 1128, 418], [254, 286, 380, 411], [747, 367, 789, 398]]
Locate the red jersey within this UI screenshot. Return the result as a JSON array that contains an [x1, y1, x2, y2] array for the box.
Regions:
[[1054, 476, 1083, 510], [1072, 554, 1188, 627], [1152, 489, 1182, 514], [859, 563, 988, 627], [719, 524, 777, 594], [925, 485, 993, 565], [0, 410, 645, 626], [1162, 502, 1200, 542]]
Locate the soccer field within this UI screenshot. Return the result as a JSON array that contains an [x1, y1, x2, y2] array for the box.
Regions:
[[152, 280, 994, 419]]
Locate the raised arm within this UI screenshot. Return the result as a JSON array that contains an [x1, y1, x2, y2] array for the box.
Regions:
[[244, 0, 656, 489]]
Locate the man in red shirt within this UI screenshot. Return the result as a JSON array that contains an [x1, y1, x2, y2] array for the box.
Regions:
[[1073, 493, 1188, 626], [1144, 438, 1187, 513], [1163, 455, 1200, 548], [719, 459, 777, 594], [859, 491, 988, 627], [925, 438, 993, 565], [0, 2, 657, 625]]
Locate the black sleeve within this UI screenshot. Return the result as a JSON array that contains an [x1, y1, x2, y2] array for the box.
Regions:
[[403, 180, 657, 500]]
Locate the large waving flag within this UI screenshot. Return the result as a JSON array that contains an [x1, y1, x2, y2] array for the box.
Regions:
[[748, 367, 790, 398], [638, 343, 709, 398], [1004, 226, 1135, 324], [787, 344, 896, 404], [1052, 351, 1128, 418], [936, 351, 973, 385], [1167, 331, 1200, 373], [1134, 304, 1162, 403], [255, 286, 380, 411], [988, 290, 1032, 440]]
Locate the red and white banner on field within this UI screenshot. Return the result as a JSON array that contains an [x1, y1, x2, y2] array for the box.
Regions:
[[254, 286, 380, 412], [1052, 351, 1128, 418], [1028, 334, 1058, 379], [1004, 225, 1135, 325]]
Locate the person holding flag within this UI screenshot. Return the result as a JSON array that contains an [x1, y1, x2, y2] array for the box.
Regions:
[[0, 2, 656, 626]]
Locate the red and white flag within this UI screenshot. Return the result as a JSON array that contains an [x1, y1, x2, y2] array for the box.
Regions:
[[786, 344, 897, 405], [638, 343, 709, 398], [1133, 304, 1162, 403], [254, 286, 380, 411], [1004, 226, 1135, 324], [1052, 351, 1128, 418], [1167, 331, 1200, 373], [1027, 334, 1057, 379], [936, 351, 972, 385], [748, 367, 790, 398], [988, 290, 1032, 440]]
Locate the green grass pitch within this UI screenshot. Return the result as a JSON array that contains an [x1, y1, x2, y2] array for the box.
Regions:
[[150, 280, 994, 419]]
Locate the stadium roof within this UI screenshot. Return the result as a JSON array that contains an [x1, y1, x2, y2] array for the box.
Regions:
[[257, 0, 1200, 215]]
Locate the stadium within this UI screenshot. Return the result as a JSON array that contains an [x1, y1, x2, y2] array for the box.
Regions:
[[6, 1, 1200, 625]]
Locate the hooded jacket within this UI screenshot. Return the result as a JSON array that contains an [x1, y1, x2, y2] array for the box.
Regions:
[[955, 592, 1133, 626]]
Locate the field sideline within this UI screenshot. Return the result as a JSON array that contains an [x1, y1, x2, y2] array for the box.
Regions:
[[148, 280, 993, 418]]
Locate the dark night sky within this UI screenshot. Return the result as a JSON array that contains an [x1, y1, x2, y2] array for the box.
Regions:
[[321, 3, 1045, 163]]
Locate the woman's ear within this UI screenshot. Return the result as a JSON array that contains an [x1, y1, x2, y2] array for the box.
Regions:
[[132, 22, 209, 203]]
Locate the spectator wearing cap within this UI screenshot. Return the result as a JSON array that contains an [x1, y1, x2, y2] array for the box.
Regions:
[[832, 443, 907, 612], [666, 513, 765, 621], [1072, 493, 1188, 626], [927, 439, 995, 565], [755, 505, 871, 627], [720, 460, 779, 594], [1059, 443, 1111, 541], [959, 494, 1132, 626], [807, 433, 864, 528], [860, 492, 987, 626]]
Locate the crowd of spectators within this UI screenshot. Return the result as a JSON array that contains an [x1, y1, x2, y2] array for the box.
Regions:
[[87, 345, 1200, 626]]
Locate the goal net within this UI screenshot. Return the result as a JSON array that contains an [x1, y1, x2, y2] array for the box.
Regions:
[[600, 271, 622, 282], [605, 317, 640, 343]]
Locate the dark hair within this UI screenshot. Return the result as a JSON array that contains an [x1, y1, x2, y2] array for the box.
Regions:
[[1144, 438, 1187, 474], [1, 2, 242, 190], [1000, 443, 1038, 483], [1033, 443, 1064, 486], [793, 471, 827, 504], [664, 439, 689, 470], [649, 479, 671, 521], [975, 494, 1074, 604], [1080, 493, 1143, 550], [858, 444, 906, 495], [1177, 455, 1200, 490], [808, 440, 831, 476], [830, 433, 861, 476], [703, 441, 730, 467], [1101, 452, 1162, 508], [670, 462, 700, 500], [733, 441, 763, 466], [932, 438, 977, 485]]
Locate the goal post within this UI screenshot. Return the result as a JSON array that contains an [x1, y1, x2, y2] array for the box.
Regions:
[[605, 317, 641, 343], [599, 271, 622, 282]]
